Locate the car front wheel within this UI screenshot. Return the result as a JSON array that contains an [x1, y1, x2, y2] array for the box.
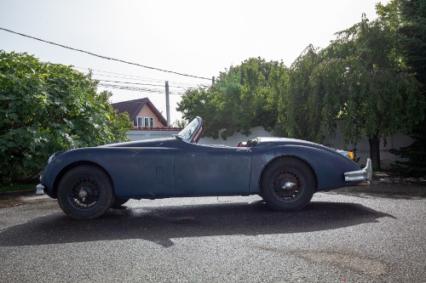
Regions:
[[261, 157, 315, 211], [57, 165, 114, 220]]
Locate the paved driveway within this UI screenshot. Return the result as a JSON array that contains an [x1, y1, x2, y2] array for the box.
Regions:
[[0, 185, 425, 282]]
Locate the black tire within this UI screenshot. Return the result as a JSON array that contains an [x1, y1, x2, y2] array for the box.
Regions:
[[261, 157, 315, 211], [111, 198, 128, 209], [57, 165, 114, 220]]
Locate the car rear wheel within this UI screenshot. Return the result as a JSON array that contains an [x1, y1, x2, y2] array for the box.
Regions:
[[261, 157, 315, 211], [57, 165, 114, 220]]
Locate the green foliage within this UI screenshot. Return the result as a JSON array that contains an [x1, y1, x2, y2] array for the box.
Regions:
[[378, 0, 426, 175], [283, 45, 349, 143], [0, 51, 131, 183], [284, 45, 321, 140], [177, 4, 426, 172], [178, 58, 288, 139], [390, 126, 426, 176], [173, 119, 188, 128], [0, 182, 36, 194], [285, 15, 425, 169], [330, 16, 423, 139], [398, 0, 426, 85]]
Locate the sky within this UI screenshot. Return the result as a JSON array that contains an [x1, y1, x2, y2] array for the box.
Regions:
[[0, 0, 386, 123]]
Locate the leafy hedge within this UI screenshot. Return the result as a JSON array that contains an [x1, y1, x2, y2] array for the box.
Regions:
[[0, 51, 131, 183]]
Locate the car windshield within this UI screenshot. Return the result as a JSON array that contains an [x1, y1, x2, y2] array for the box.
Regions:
[[177, 117, 202, 143]]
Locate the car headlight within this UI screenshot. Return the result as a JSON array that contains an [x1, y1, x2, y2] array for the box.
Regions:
[[336, 149, 356, 161]]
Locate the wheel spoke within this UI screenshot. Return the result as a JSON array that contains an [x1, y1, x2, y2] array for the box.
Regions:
[[272, 171, 302, 201], [68, 180, 100, 209]]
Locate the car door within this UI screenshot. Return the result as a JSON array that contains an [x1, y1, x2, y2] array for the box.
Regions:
[[97, 147, 175, 198], [134, 148, 176, 197], [174, 144, 252, 196]]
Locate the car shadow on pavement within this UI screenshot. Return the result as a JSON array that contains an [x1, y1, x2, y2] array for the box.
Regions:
[[0, 201, 394, 247]]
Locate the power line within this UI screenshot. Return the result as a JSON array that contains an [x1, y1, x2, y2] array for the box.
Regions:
[[0, 26, 211, 81], [96, 79, 188, 90], [98, 80, 163, 87], [98, 83, 183, 95], [98, 83, 163, 93], [75, 66, 208, 87], [96, 79, 187, 89], [91, 74, 205, 88], [75, 66, 166, 83]]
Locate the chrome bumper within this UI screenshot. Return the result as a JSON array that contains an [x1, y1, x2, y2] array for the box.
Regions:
[[35, 184, 45, 195], [344, 158, 373, 183]]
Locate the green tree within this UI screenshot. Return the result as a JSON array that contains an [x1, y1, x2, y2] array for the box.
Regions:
[[284, 45, 332, 142], [319, 16, 424, 169], [173, 119, 188, 128], [178, 58, 288, 138], [0, 51, 130, 183], [377, 0, 426, 176]]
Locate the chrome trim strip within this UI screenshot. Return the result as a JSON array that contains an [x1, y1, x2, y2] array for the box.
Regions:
[[344, 158, 373, 182]]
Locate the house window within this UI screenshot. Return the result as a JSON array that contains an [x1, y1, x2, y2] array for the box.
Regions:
[[144, 117, 154, 128], [136, 116, 154, 128], [136, 116, 143, 128]]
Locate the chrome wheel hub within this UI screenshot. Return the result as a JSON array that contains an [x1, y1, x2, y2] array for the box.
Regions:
[[272, 171, 302, 201], [77, 187, 89, 202], [78, 188, 88, 199], [69, 180, 100, 209], [281, 181, 297, 190]]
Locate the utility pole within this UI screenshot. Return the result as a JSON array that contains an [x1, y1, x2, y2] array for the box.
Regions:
[[212, 76, 215, 85], [165, 80, 170, 127]]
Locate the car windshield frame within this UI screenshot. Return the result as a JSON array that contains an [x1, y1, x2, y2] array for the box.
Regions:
[[176, 116, 202, 143]]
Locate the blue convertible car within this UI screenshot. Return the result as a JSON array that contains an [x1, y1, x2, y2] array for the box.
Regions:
[[37, 116, 372, 219]]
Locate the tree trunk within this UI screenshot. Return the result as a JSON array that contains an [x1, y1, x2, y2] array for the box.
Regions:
[[369, 135, 381, 170]]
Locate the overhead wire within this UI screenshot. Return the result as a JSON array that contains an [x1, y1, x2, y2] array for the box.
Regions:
[[74, 66, 167, 83], [94, 79, 188, 90], [98, 83, 163, 93], [0, 26, 211, 80], [98, 83, 183, 95], [75, 67, 207, 88], [0, 27, 209, 99]]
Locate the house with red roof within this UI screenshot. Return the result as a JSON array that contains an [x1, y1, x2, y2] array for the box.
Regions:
[[112, 97, 168, 129], [112, 98, 181, 140]]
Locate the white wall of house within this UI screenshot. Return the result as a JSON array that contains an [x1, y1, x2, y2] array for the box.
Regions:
[[323, 129, 413, 168], [127, 130, 180, 141], [200, 126, 413, 168]]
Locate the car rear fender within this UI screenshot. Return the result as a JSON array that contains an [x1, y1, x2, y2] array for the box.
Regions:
[[249, 144, 360, 193]]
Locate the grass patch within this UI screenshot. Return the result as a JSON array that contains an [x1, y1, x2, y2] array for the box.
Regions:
[[0, 183, 36, 194]]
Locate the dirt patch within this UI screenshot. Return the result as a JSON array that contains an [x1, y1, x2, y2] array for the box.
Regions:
[[0, 196, 25, 208], [254, 246, 387, 277], [291, 250, 387, 277], [0, 194, 50, 209]]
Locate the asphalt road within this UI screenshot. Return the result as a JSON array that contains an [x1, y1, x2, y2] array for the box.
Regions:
[[0, 185, 425, 283]]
